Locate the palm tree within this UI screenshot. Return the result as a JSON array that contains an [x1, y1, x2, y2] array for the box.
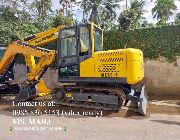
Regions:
[[81, 0, 101, 23], [152, 0, 177, 25], [118, 0, 146, 30], [130, 0, 146, 28], [81, 0, 120, 26]]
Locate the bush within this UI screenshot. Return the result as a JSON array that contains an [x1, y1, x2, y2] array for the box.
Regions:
[[104, 25, 180, 62]]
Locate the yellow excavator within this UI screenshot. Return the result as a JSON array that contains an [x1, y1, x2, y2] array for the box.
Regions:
[[0, 22, 147, 115]]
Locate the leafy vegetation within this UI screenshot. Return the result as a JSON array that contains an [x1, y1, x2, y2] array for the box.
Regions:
[[51, 11, 76, 27], [81, 0, 120, 30], [0, 0, 179, 63], [152, 0, 177, 25], [0, 0, 75, 47], [118, 0, 146, 31], [0, 5, 40, 47], [104, 24, 180, 62], [174, 13, 180, 25]]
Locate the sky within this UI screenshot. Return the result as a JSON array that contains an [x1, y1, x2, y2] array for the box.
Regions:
[[52, 0, 180, 24]]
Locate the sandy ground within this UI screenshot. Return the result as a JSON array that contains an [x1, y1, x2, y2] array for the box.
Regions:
[[0, 96, 179, 140]]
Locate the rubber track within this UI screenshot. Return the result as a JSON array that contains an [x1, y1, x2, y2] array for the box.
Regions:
[[55, 85, 126, 111]]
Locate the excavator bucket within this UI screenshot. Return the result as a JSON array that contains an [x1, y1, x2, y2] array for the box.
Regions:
[[15, 82, 37, 101], [36, 79, 51, 97]]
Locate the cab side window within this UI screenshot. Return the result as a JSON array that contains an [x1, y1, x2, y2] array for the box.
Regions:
[[80, 26, 90, 55], [94, 27, 103, 52]]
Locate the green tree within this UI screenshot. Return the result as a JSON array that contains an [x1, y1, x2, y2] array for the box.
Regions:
[[51, 11, 75, 27], [131, 0, 146, 27], [30, 0, 52, 29], [1, 0, 31, 24], [152, 0, 177, 25], [118, 0, 146, 31], [81, 0, 120, 28], [141, 20, 154, 28], [118, 9, 135, 31], [99, 0, 120, 30], [0, 3, 39, 47], [0, 6, 19, 46], [174, 13, 180, 24]]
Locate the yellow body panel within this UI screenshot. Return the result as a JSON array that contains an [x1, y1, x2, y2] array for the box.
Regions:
[[66, 93, 72, 97], [80, 48, 144, 84], [126, 48, 144, 84]]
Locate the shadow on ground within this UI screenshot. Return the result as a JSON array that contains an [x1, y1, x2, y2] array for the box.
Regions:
[[151, 120, 180, 126]]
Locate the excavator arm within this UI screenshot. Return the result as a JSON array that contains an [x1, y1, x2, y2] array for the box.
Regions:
[[19, 25, 64, 97], [22, 25, 64, 46], [0, 41, 55, 100], [0, 42, 55, 80]]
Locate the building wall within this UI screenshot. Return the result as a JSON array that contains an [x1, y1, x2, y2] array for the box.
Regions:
[[13, 58, 180, 96]]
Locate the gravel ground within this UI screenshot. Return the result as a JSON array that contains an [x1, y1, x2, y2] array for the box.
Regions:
[[0, 113, 180, 140]]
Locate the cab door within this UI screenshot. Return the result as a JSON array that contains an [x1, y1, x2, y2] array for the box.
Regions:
[[58, 26, 79, 80], [57, 24, 92, 82], [79, 25, 91, 62]]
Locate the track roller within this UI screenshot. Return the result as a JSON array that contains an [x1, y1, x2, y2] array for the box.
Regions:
[[53, 85, 126, 111]]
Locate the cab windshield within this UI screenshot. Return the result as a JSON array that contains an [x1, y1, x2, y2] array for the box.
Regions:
[[60, 28, 76, 57], [94, 26, 103, 52]]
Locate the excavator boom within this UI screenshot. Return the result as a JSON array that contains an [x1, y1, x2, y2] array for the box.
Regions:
[[20, 25, 65, 97], [23, 25, 64, 46]]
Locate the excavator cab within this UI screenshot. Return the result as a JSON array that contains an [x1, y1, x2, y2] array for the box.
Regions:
[[57, 22, 103, 81]]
